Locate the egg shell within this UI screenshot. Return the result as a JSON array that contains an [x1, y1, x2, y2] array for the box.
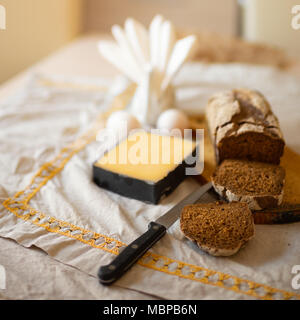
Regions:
[[156, 109, 190, 133], [106, 110, 141, 136]]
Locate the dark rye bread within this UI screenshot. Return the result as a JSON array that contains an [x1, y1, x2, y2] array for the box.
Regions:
[[205, 88, 285, 164], [180, 202, 254, 256], [212, 159, 285, 210]]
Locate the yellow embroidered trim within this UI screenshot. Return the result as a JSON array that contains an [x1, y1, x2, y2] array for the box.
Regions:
[[1, 83, 300, 301], [138, 253, 300, 301], [2, 200, 125, 255]]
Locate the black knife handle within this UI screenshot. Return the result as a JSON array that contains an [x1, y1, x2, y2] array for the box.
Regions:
[[98, 222, 166, 285]]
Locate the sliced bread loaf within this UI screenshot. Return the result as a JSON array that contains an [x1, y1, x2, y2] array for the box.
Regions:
[[180, 201, 254, 256], [212, 159, 285, 210], [205, 88, 285, 164]]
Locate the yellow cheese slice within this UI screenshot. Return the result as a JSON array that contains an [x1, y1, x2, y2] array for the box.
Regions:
[[95, 131, 196, 183]]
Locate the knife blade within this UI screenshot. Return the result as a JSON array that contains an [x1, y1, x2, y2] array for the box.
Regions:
[[98, 181, 213, 285]]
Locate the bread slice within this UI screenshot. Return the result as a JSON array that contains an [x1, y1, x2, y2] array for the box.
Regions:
[[212, 159, 285, 210], [180, 202, 254, 256]]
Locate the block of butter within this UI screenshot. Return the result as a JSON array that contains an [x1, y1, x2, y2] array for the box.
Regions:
[[93, 131, 197, 204]]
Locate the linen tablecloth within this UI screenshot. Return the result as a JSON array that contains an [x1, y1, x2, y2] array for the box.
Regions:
[[1, 63, 300, 300]]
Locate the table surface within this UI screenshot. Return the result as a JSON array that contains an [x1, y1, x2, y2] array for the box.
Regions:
[[0, 34, 299, 300]]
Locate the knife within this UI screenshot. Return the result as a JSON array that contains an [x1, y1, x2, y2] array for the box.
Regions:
[[98, 181, 213, 285]]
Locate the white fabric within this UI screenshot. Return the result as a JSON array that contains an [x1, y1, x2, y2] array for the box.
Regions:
[[0, 64, 300, 300]]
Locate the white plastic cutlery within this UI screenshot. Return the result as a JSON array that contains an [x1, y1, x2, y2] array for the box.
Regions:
[[158, 20, 176, 73], [98, 41, 139, 83], [111, 24, 144, 82], [124, 18, 149, 68], [149, 14, 163, 70], [162, 35, 197, 92]]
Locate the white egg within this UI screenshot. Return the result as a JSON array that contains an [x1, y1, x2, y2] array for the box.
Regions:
[[106, 110, 141, 137], [156, 109, 190, 134]]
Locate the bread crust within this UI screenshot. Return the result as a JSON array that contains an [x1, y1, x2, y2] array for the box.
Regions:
[[212, 180, 284, 211], [205, 89, 285, 164], [184, 233, 252, 256]]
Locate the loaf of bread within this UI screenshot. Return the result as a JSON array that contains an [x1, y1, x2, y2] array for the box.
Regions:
[[205, 88, 285, 164], [212, 159, 285, 210], [180, 201, 254, 256]]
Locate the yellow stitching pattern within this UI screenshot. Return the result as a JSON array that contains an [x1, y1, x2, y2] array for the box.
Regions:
[[138, 253, 299, 300], [2, 200, 125, 255], [1, 83, 300, 300]]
